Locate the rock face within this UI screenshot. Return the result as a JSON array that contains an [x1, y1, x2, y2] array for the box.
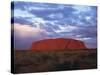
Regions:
[[30, 38, 86, 51]]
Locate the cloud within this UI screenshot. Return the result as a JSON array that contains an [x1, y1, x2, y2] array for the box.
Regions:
[[13, 1, 65, 12], [48, 13, 64, 19], [12, 17, 33, 25], [28, 6, 57, 11], [12, 2, 97, 49], [72, 6, 91, 13], [13, 23, 50, 50], [12, 2, 97, 27], [14, 9, 35, 18], [14, 23, 46, 39], [31, 17, 46, 27], [24, 2, 67, 11], [76, 37, 92, 41], [55, 25, 77, 33], [74, 26, 97, 38]]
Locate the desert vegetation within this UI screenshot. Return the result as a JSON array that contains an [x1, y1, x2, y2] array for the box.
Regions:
[[14, 49, 97, 73]]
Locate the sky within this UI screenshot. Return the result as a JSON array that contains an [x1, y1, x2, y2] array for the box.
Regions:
[[11, 1, 97, 50]]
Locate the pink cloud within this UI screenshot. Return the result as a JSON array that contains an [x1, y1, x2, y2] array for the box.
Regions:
[[13, 23, 46, 39]]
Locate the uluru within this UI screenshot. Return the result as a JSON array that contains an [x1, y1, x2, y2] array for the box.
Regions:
[[30, 38, 86, 51]]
